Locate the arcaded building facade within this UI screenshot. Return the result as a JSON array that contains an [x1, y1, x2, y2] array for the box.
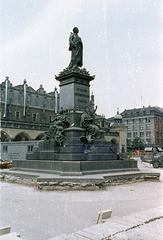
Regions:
[[0, 77, 60, 141]]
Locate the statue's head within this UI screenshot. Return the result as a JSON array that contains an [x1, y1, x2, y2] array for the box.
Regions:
[[73, 27, 79, 34], [85, 107, 89, 113]]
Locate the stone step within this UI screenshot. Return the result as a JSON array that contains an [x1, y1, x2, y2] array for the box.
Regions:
[[74, 230, 100, 240], [49, 207, 163, 240]]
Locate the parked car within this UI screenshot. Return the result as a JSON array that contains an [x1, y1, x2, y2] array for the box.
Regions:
[[141, 153, 163, 168]]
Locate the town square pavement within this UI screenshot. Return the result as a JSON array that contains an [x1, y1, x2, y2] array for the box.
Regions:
[[0, 159, 163, 240]]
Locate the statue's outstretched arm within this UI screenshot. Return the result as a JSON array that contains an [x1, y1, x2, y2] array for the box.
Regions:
[[91, 105, 97, 116]]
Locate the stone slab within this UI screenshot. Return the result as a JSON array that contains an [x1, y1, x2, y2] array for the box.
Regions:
[[96, 209, 112, 224], [0, 226, 11, 235]]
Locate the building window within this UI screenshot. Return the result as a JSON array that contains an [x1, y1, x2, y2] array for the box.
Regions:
[[127, 125, 131, 131], [146, 131, 151, 137], [33, 113, 36, 122], [3, 145, 8, 152], [51, 98, 54, 108], [161, 139, 163, 145], [28, 94, 31, 104], [157, 132, 159, 137], [156, 118, 159, 123], [133, 132, 138, 138], [28, 145, 33, 152], [160, 125, 162, 130], [139, 118, 144, 123], [1, 89, 5, 101], [141, 138, 145, 144], [160, 132, 162, 137], [133, 119, 137, 124], [146, 138, 151, 144], [127, 133, 131, 138], [139, 125, 144, 130], [44, 97, 47, 108], [122, 120, 125, 124], [146, 118, 150, 123], [35, 96, 39, 106], [157, 124, 159, 130], [49, 116, 52, 122], [15, 111, 20, 120], [19, 92, 23, 105], [157, 139, 159, 145], [133, 125, 137, 131], [146, 124, 151, 130], [127, 139, 132, 145], [140, 132, 144, 137]]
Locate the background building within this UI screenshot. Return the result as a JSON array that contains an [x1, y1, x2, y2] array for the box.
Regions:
[[105, 109, 127, 153], [0, 77, 60, 141], [120, 106, 163, 149], [0, 77, 95, 142]]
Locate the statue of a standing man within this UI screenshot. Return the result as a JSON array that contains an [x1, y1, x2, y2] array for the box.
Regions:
[[68, 27, 83, 69]]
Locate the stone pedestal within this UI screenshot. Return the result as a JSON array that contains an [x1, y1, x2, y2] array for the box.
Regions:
[[56, 70, 94, 111]]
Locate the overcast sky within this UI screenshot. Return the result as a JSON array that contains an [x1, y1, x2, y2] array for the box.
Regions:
[[0, 0, 163, 117]]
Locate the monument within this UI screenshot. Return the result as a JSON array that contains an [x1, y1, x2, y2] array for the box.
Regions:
[[11, 27, 138, 176]]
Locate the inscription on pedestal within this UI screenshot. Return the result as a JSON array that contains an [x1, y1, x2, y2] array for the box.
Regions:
[[74, 85, 89, 108]]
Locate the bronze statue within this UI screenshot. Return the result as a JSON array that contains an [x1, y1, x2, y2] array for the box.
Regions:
[[68, 27, 83, 68], [44, 109, 69, 145], [80, 106, 100, 143]]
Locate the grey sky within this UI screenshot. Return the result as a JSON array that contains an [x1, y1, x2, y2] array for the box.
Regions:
[[0, 0, 163, 117]]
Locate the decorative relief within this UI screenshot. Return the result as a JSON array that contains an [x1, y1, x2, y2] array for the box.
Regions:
[[55, 66, 94, 78]]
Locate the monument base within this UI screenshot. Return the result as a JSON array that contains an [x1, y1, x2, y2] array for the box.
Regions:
[[15, 128, 139, 176], [11, 159, 139, 176]]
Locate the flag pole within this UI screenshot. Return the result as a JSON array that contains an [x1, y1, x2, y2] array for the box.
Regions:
[[3, 76, 9, 118]]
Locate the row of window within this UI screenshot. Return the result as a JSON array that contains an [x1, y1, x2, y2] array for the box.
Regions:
[[127, 132, 151, 138], [157, 132, 163, 137], [15, 111, 52, 122], [128, 131, 163, 139], [156, 124, 162, 130], [125, 118, 151, 124], [127, 124, 151, 131], [124, 111, 151, 117], [1, 90, 57, 109], [125, 118, 163, 125], [128, 124, 162, 132], [2, 145, 34, 153], [156, 117, 163, 123], [157, 139, 163, 145]]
